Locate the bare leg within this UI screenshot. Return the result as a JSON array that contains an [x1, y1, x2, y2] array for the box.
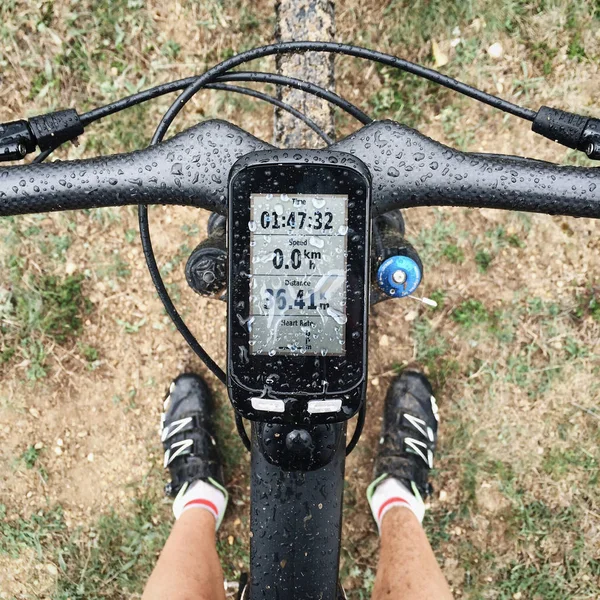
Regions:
[[372, 506, 453, 600], [143, 509, 226, 600]]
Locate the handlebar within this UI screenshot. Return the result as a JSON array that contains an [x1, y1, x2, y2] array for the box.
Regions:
[[1, 119, 599, 220]]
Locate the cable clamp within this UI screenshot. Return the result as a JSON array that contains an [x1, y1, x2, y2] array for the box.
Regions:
[[532, 106, 600, 160], [0, 108, 84, 162]]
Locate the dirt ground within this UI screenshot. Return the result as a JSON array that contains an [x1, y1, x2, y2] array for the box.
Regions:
[[1, 1, 599, 599]]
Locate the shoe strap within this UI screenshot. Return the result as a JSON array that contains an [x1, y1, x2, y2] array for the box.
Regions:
[[162, 412, 210, 443], [162, 411, 223, 496]]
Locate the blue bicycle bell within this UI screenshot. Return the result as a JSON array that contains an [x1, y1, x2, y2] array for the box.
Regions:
[[377, 255, 422, 298]]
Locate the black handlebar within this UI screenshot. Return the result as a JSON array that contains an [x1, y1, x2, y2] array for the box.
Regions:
[[1, 119, 599, 220], [333, 121, 600, 218], [0, 121, 271, 217]]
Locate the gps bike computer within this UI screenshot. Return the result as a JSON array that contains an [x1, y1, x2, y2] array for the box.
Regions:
[[227, 150, 371, 425]]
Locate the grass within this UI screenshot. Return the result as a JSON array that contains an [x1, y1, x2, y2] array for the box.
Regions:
[[409, 280, 599, 595], [0, 504, 67, 559], [0, 496, 172, 599], [0, 265, 91, 378], [452, 299, 490, 326], [411, 318, 460, 393], [213, 391, 247, 480], [19, 445, 42, 470], [0, 215, 94, 378], [573, 285, 600, 322], [442, 243, 465, 264]]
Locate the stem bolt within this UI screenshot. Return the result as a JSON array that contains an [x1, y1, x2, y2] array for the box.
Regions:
[[391, 270, 407, 284]]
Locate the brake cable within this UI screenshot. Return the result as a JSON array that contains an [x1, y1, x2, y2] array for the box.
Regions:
[[29, 66, 371, 453], [26, 42, 545, 452], [79, 71, 370, 129], [207, 83, 333, 144], [141, 42, 541, 454], [31, 74, 345, 164], [138, 76, 371, 451]]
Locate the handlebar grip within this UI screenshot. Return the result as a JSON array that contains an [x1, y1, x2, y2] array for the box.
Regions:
[[0, 120, 272, 217], [331, 120, 600, 219]]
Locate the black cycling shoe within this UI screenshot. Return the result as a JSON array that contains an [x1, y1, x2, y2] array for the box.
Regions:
[[372, 371, 439, 499], [160, 373, 224, 497]]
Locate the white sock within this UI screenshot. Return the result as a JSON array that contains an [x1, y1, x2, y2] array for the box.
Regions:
[[367, 476, 425, 533], [172, 478, 228, 530]]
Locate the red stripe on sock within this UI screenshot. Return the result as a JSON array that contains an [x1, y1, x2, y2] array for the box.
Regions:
[[377, 496, 410, 521], [183, 498, 219, 517]]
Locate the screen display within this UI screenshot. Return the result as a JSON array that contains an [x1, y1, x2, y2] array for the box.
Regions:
[[249, 193, 349, 356]]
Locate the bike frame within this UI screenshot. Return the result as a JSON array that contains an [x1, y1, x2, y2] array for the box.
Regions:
[[250, 422, 347, 598]]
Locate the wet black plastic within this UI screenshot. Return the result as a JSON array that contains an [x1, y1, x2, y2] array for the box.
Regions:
[[0, 120, 36, 161], [185, 225, 227, 297], [2, 119, 599, 220], [583, 119, 600, 159], [227, 152, 371, 425], [250, 420, 346, 600], [254, 422, 344, 471], [28, 109, 84, 151], [532, 106, 589, 151], [531, 106, 600, 159]]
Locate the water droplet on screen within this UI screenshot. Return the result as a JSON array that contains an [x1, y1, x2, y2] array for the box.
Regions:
[[327, 307, 347, 324], [248, 220, 257, 232], [309, 236, 325, 248], [337, 225, 348, 235], [280, 193, 290, 202], [312, 197, 326, 209], [273, 203, 284, 215]]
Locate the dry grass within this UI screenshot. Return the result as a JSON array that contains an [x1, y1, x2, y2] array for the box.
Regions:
[[1, 1, 599, 598]]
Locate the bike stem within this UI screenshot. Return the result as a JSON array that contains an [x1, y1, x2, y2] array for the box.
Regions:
[[243, 4, 344, 599], [249, 421, 347, 599]]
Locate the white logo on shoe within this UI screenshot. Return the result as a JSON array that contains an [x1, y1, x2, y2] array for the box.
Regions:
[[405, 437, 433, 468], [404, 414, 428, 438], [430, 395, 439, 422], [164, 439, 194, 467], [161, 417, 193, 442]]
